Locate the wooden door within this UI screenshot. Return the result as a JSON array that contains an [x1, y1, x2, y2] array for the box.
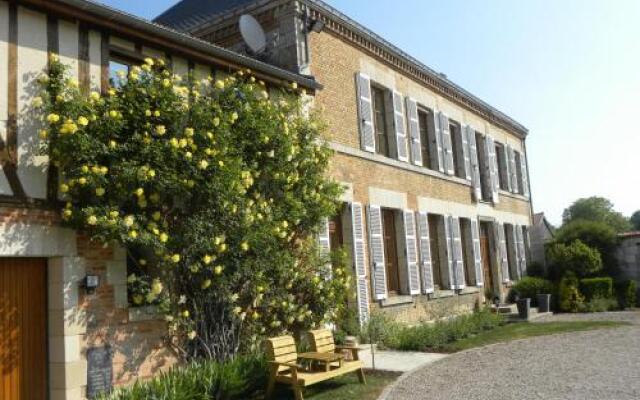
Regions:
[[382, 209, 400, 294], [0, 258, 47, 400], [479, 223, 494, 291]]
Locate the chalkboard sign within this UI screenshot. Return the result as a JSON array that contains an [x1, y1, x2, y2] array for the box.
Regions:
[[86, 346, 113, 399]]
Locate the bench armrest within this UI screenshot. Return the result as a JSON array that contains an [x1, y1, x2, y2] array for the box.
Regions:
[[269, 361, 301, 370]]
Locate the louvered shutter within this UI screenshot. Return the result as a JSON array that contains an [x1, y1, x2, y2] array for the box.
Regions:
[[486, 136, 499, 203], [461, 125, 472, 181], [403, 210, 420, 295], [392, 91, 409, 162], [356, 73, 375, 153], [444, 216, 455, 289], [317, 218, 331, 278], [510, 225, 521, 280], [432, 112, 445, 173], [416, 212, 434, 294], [367, 205, 387, 300], [405, 97, 422, 166], [467, 128, 482, 201], [350, 203, 370, 325], [516, 225, 527, 278], [503, 144, 512, 192], [471, 219, 484, 287], [440, 113, 455, 175], [520, 152, 530, 197], [450, 217, 466, 289], [497, 223, 510, 283], [508, 146, 519, 194]]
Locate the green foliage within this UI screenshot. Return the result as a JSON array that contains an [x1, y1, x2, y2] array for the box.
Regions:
[[38, 56, 348, 361], [361, 310, 505, 352], [558, 273, 585, 313], [561, 196, 631, 232], [579, 277, 613, 301], [525, 261, 546, 278], [98, 354, 266, 400], [546, 239, 602, 280], [509, 276, 553, 305], [616, 280, 637, 309], [554, 220, 619, 276], [579, 297, 619, 313]]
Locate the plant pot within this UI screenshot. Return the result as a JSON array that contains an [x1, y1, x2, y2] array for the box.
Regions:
[[517, 298, 531, 320], [537, 294, 551, 313]]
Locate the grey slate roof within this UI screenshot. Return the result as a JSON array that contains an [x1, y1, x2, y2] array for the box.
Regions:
[[155, 0, 256, 32]]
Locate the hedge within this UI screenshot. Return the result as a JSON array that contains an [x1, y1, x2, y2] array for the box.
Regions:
[[616, 280, 637, 309], [580, 277, 613, 300]]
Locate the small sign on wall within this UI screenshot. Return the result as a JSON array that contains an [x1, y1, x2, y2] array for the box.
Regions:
[[86, 345, 113, 399]]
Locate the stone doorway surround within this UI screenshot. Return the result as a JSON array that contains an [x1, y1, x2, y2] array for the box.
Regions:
[[0, 221, 127, 400]]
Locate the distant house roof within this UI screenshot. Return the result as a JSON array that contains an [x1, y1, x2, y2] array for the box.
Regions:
[[153, 0, 529, 137], [155, 0, 256, 32], [619, 231, 640, 238], [534, 213, 555, 235]]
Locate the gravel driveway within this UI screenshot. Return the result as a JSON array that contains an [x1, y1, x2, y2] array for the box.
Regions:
[[383, 312, 640, 400]]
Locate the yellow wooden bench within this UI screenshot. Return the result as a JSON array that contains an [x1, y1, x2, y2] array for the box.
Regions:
[[264, 333, 365, 400]]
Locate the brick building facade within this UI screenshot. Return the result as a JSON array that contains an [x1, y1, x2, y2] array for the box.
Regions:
[[157, 0, 534, 324], [0, 1, 317, 398]]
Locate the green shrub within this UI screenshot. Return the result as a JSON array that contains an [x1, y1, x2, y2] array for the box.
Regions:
[[580, 297, 619, 313], [558, 273, 585, 313], [99, 354, 266, 400], [363, 310, 505, 352], [616, 280, 637, 309], [509, 277, 553, 305], [579, 277, 613, 300], [546, 240, 602, 280]]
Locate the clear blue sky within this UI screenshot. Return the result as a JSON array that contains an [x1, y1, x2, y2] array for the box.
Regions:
[[99, 0, 640, 225]]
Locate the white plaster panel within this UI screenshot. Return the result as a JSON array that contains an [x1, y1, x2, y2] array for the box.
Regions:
[[418, 195, 531, 226], [141, 45, 164, 59], [58, 19, 79, 80], [48, 307, 87, 336], [88, 29, 102, 91], [109, 35, 134, 51], [17, 6, 48, 199], [368, 187, 407, 210], [172, 56, 189, 77], [338, 181, 353, 203], [0, 223, 77, 256], [113, 283, 128, 309], [404, 78, 437, 111], [359, 58, 396, 89], [0, 1, 8, 122], [48, 256, 86, 284], [437, 99, 463, 123], [49, 334, 81, 363]]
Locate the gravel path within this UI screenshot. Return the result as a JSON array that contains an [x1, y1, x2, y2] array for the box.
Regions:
[[383, 312, 640, 400]]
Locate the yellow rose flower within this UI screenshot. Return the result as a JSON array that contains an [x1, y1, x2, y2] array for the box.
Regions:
[[134, 188, 144, 197], [214, 265, 223, 275], [240, 241, 249, 251], [184, 151, 192, 160], [109, 210, 119, 218], [151, 279, 163, 295], [152, 211, 161, 221], [38, 129, 48, 140], [159, 233, 168, 243], [182, 310, 190, 318], [154, 110, 161, 117], [31, 97, 43, 108], [144, 57, 154, 66], [124, 215, 135, 227], [201, 279, 212, 290], [171, 254, 180, 263], [109, 110, 118, 119], [202, 255, 213, 265], [184, 127, 194, 137], [198, 159, 208, 170], [109, 140, 117, 149], [212, 117, 220, 127], [95, 187, 105, 196], [62, 209, 72, 219], [155, 125, 166, 135], [90, 91, 100, 101], [215, 80, 225, 89], [87, 215, 98, 225], [129, 230, 138, 239], [78, 177, 87, 185], [47, 114, 60, 123], [187, 330, 196, 340]]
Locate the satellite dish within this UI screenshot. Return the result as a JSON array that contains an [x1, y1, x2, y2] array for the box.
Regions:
[[239, 14, 267, 55]]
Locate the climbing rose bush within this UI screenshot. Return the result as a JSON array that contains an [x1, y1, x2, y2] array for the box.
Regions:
[[38, 55, 349, 361]]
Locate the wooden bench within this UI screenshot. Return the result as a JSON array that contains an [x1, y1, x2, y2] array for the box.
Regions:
[[264, 333, 365, 400]]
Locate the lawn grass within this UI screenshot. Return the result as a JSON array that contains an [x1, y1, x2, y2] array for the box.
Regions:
[[269, 370, 401, 400], [441, 320, 630, 352]]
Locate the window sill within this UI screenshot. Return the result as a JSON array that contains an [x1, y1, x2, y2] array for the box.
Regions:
[[379, 295, 414, 307], [459, 287, 481, 295], [432, 289, 455, 299], [498, 189, 529, 201], [329, 142, 472, 187], [128, 305, 162, 322]]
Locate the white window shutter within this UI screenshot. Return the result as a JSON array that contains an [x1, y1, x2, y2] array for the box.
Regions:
[[508, 146, 519, 194], [350, 203, 370, 325], [405, 97, 422, 166], [461, 125, 472, 181], [317, 217, 332, 278], [486, 136, 499, 203], [520, 152, 530, 197], [416, 212, 434, 294], [509, 224, 521, 281], [444, 216, 455, 290], [440, 113, 455, 175], [450, 216, 466, 289], [403, 210, 420, 295], [367, 205, 387, 300], [516, 224, 527, 278], [392, 91, 409, 162], [356, 73, 375, 153], [504, 145, 513, 192], [432, 112, 445, 173], [497, 223, 510, 283], [467, 128, 482, 201], [471, 219, 484, 287]]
